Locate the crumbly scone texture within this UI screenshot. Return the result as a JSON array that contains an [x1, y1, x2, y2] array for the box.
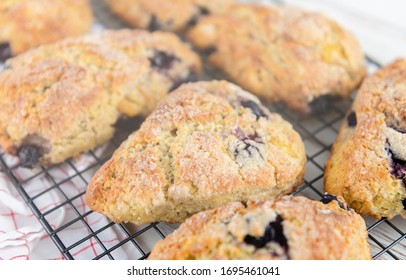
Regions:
[[148, 196, 371, 260], [0, 29, 201, 166], [86, 80, 306, 225], [187, 4, 366, 114], [0, 0, 93, 56], [325, 59, 406, 219], [106, 0, 233, 33]]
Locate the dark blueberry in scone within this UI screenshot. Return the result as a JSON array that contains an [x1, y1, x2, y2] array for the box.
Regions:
[[309, 94, 339, 114], [234, 128, 265, 160], [201, 46, 217, 56], [347, 111, 357, 127], [240, 100, 268, 120], [402, 199, 406, 210], [388, 148, 406, 184], [243, 214, 289, 255], [235, 127, 264, 143], [168, 69, 199, 92], [0, 42, 12, 62], [148, 14, 161, 31], [187, 6, 210, 27], [149, 49, 180, 72], [240, 144, 262, 158], [321, 193, 350, 211], [18, 145, 43, 168], [392, 159, 406, 182]]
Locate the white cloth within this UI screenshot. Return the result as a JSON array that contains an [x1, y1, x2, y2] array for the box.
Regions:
[[0, 146, 134, 259]]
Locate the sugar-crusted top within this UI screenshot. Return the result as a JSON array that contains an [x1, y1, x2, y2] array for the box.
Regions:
[[86, 80, 306, 225], [325, 59, 406, 219], [0, 29, 202, 165], [106, 0, 233, 32], [187, 4, 366, 114], [148, 195, 371, 260], [0, 0, 93, 55]]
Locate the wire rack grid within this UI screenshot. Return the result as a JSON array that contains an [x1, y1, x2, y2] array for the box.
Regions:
[[0, 0, 405, 260]]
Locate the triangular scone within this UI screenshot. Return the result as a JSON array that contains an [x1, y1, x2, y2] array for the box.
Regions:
[[86, 81, 306, 225], [325, 59, 406, 219], [148, 195, 371, 260], [0, 29, 201, 166], [106, 0, 234, 33], [187, 4, 366, 114]]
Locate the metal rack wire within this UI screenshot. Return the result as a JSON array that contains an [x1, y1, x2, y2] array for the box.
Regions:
[[0, 0, 404, 260]]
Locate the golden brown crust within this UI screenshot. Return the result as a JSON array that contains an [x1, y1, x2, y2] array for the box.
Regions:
[[0, 29, 202, 166], [86, 80, 306, 225], [0, 58, 119, 165], [325, 59, 406, 219], [187, 4, 366, 114], [106, 0, 233, 32], [148, 196, 371, 260], [0, 0, 93, 55]]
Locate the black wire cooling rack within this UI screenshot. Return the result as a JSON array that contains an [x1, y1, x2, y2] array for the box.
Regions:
[[0, 0, 405, 260]]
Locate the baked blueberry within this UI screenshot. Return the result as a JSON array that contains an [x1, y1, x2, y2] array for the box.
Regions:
[[389, 152, 406, 184], [0, 42, 12, 62], [18, 145, 42, 168], [148, 14, 161, 31], [201, 46, 217, 56], [234, 128, 264, 159], [169, 69, 198, 92], [187, 6, 210, 27], [387, 147, 406, 183], [243, 215, 288, 254], [240, 100, 268, 120], [347, 111, 357, 127], [149, 49, 180, 72], [321, 194, 350, 211]]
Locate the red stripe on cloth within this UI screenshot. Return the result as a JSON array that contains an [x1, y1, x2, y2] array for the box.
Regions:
[[89, 237, 98, 257], [9, 210, 17, 230], [10, 255, 29, 260]]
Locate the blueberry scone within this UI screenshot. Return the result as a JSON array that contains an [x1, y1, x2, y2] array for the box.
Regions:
[[148, 195, 371, 260], [86, 80, 306, 225], [187, 4, 366, 114], [0, 0, 93, 60], [325, 59, 406, 219], [0, 29, 201, 166], [106, 0, 233, 33]]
